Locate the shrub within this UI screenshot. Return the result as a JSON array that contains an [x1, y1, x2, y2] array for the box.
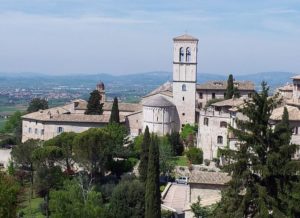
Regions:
[[185, 147, 203, 164], [204, 159, 210, 166]]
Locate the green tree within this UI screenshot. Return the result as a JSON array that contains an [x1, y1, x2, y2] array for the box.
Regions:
[[1, 111, 22, 143], [85, 90, 103, 115], [49, 179, 103, 218], [27, 98, 48, 113], [167, 131, 184, 156], [180, 124, 197, 147], [185, 147, 203, 164], [109, 97, 120, 123], [145, 134, 161, 218], [108, 179, 145, 218], [159, 136, 175, 176], [73, 128, 111, 178], [11, 139, 40, 192], [225, 74, 234, 99], [216, 82, 300, 217], [44, 132, 77, 172], [191, 197, 211, 218], [32, 146, 65, 218], [139, 126, 150, 182], [0, 173, 20, 218]]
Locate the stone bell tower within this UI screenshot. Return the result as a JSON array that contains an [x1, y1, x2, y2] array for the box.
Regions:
[[172, 34, 198, 128], [96, 81, 106, 103]]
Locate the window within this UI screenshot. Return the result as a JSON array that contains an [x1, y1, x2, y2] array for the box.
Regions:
[[182, 113, 185, 116], [220, 121, 228, 128], [198, 103, 203, 109], [41, 129, 44, 135], [186, 47, 191, 62], [212, 93, 216, 99], [182, 84, 186, 91], [204, 117, 209, 126], [57, 127, 64, 134], [182, 97, 185, 101], [217, 136, 223, 144], [34, 128, 38, 134], [179, 47, 184, 62], [293, 127, 298, 135], [224, 93, 226, 98], [248, 93, 252, 98], [199, 93, 203, 99], [28, 128, 32, 133]]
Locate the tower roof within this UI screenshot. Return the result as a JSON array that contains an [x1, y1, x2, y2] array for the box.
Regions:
[[173, 34, 198, 41]]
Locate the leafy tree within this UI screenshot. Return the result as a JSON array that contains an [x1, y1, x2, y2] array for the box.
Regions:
[[85, 90, 103, 115], [180, 124, 197, 147], [49, 179, 103, 218], [185, 147, 203, 164], [216, 82, 300, 217], [44, 132, 77, 172], [109, 97, 120, 124], [108, 179, 145, 218], [32, 146, 65, 218], [73, 128, 111, 178], [11, 139, 40, 191], [0, 173, 20, 218], [167, 131, 184, 156], [191, 197, 211, 218], [139, 126, 150, 182], [27, 98, 48, 113], [145, 134, 161, 218], [1, 111, 22, 143], [159, 136, 175, 176]]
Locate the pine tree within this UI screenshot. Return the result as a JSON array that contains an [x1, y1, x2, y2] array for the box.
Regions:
[[85, 90, 103, 115], [145, 134, 161, 218], [109, 97, 120, 123], [139, 126, 150, 183], [225, 74, 234, 99], [215, 82, 300, 217]]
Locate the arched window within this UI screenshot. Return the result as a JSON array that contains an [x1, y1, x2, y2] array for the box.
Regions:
[[179, 47, 184, 62], [220, 121, 228, 128], [186, 47, 191, 62], [217, 136, 223, 144], [204, 117, 209, 126], [182, 84, 186, 91]]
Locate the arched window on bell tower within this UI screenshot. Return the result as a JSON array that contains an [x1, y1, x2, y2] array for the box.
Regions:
[[179, 47, 184, 62], [182, 84, 186, 91], [186, 47, 191, 62]]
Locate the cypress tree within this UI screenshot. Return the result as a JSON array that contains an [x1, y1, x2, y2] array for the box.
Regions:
[[145, 134, 161, 218], [216, 82, 300, 217], [225, 74, 234, 99], [85, 90, 103, 115], [139, 126, 150, 182], [109, 97, 120, 123]]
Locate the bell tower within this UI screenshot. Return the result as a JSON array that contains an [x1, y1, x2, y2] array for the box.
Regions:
[[172, 34, 198, 128]]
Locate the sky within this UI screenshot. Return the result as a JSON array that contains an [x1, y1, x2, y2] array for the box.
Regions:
[[0, 0, 300, 75]]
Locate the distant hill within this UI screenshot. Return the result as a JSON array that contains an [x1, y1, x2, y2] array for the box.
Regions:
[[0, 71, 296, 91]]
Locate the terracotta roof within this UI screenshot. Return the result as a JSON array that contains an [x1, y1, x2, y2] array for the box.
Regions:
[[143, 81, 173, 98], [189, 171, 231, 185], [291, 75, 300, 80], [212, 98, 245, 108], [143, 95, 175, 107], [103, 102, 142, 112], [73, 99, 88, 110], [278, 84, 293, 91], [173, 34, 198, 41], [270, 105, 300, 121], [197, 81, 255, 91]]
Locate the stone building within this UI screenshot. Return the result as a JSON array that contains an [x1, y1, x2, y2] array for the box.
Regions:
[[196, 80, 255, 109]]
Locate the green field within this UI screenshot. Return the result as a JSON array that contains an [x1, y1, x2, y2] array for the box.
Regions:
[[172, 156, 189, 166], [0, 104, 27, 129]]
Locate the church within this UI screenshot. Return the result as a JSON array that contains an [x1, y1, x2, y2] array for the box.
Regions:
[[21, 34, 255, 142]]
